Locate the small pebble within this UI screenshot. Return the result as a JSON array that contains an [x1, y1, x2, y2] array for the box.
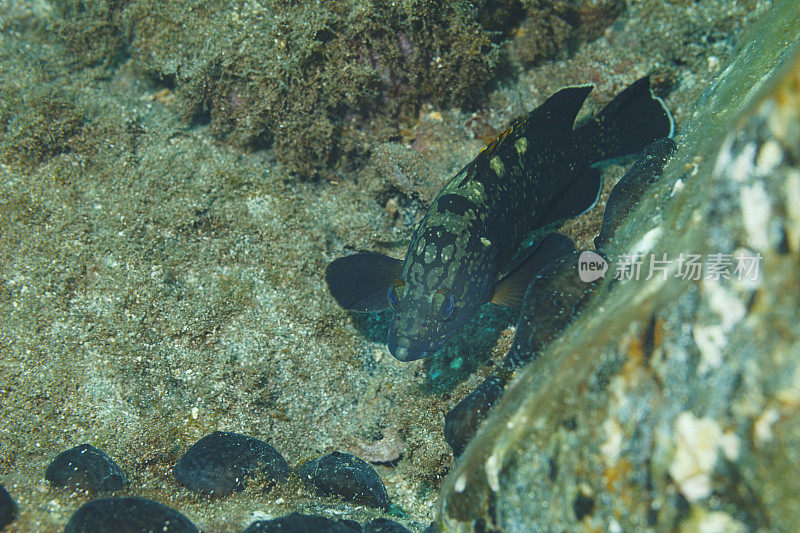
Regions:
[[64, 497, 198, 533], [0, 485, 18, 530], [243, 512, 361, 533], [363, 517, 412, 533], [45, 444, 125, 493], [174, 431, 289, 496], [296, 451, 389, 509]]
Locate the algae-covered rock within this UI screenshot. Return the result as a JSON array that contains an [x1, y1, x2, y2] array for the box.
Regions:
[[43, 0, 632, 179], [122, 0, 504, 178], [437, 2, 800, 530]]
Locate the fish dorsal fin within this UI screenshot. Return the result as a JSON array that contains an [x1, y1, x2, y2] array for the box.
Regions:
[[479, 85, 594, 161], [325, 252, 403, 312], [534, 85, 594, 133], [492, 233, 576, 310], [535, 166, 602, 229]]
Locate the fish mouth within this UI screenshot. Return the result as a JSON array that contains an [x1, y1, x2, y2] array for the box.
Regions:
[[386, 334, 442, 362]]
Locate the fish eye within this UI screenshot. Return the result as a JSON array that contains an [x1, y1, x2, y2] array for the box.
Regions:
[[431, 288, 455, 320], [388, 279, 405, 311]]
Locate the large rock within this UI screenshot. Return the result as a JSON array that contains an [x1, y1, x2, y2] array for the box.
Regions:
[[436, 3, 800, 531], [296, 451, 389, 510], [45, 444, 125, 493], [173, 431, 289, 496]]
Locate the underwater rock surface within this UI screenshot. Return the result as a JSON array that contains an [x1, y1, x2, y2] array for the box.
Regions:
[[45, 443, 126, 493], [173, 431, 289, 496], [437, 3, 800, 531]]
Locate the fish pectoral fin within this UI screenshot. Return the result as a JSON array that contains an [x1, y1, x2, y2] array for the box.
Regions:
[[325, 252, 403, 312], [491, 233, 576, 310], [536, 166, 602, 228]]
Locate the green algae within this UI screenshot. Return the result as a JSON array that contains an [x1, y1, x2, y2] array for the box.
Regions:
[[436, 1, 800, 530]]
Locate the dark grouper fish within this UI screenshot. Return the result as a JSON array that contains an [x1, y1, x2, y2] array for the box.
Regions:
[[326, 75, 673, 361]]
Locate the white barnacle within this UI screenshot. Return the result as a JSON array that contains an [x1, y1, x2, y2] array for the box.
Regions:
[[740, 182, 771, 251], [669, 412, 724, 502], [485, 452, 501, 492], [490, 156, 505, 177], [514, 137, 527, 156]]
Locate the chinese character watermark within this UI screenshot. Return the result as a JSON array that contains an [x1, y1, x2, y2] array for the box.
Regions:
[[577, 251, 762, 282]]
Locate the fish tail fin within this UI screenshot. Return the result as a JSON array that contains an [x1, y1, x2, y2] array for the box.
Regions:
[[576, 74, 674, 162]]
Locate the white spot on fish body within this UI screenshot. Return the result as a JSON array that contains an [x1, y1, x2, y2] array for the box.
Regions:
[[441, 244, 454, 262], [514, 137, 527, 156], [424, 242, 437, 263], [490, 156, 505, 176]]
